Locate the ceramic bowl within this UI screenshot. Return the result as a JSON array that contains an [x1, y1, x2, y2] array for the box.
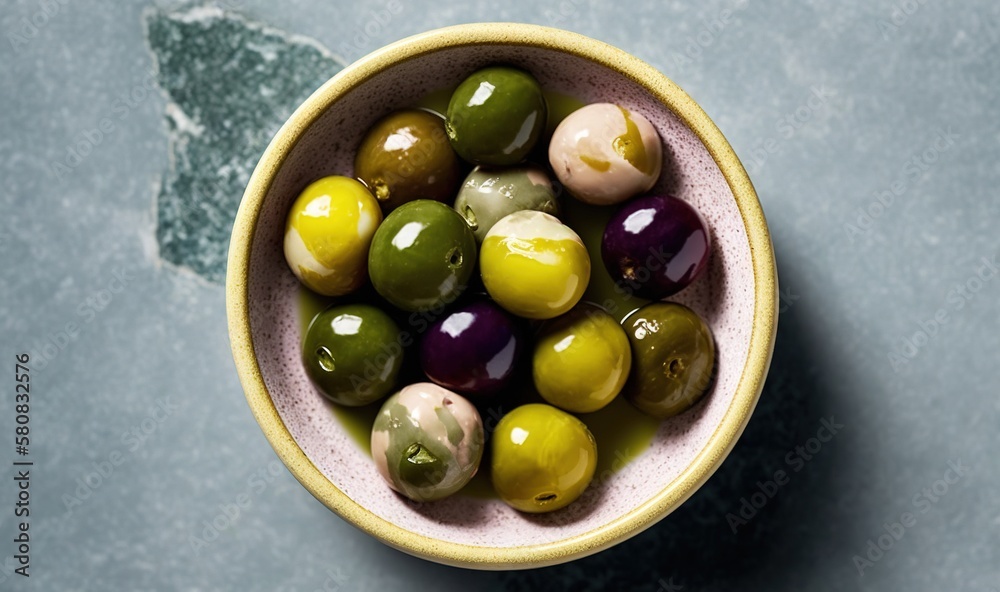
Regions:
[[226, 22, 777, 569]]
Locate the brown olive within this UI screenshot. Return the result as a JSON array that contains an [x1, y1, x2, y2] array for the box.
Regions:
[[355, 109, 462, 213], [624, 302, 716, 419]]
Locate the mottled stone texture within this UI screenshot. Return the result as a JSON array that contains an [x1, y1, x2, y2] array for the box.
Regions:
[[0, 0, 997, 591], [146, 5, 341, 282]]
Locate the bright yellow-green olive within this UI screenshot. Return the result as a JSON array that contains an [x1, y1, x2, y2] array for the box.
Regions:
[[283, 176, 382, 296], [533, 305, 632, 413], [479, 210, 590, 319], [491, 404, 597, 513]]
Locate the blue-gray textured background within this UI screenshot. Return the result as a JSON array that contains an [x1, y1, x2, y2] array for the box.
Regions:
[[1, 0, 997, 590]]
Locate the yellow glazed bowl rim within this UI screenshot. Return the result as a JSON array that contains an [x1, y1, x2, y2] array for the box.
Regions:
[[226, 22, 778, 570]]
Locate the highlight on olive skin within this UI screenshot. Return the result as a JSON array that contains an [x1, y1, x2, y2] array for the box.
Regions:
[[491, 404, 597, 513], [446, 66, 547, 166], [623, 302, 716, 419], [355, 109, 462, 213]]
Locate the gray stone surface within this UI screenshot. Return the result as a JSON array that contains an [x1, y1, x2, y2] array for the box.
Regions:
[[0, 0, 997, 590], [148, 4, 342, 283]]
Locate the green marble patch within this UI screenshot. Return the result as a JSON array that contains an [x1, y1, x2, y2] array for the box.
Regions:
[[145, 4, 342, 282]]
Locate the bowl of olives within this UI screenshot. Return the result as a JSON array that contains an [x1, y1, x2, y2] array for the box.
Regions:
[[227, 22, 777, 569]]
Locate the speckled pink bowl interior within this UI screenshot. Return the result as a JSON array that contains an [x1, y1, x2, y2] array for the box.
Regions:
[[244, 38, 757, 551]]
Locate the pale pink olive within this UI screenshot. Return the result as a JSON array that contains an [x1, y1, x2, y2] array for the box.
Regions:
[[370, 383, 484, 502], [548, 103, 662, 205]]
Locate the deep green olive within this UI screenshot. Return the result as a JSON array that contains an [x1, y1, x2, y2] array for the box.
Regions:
[[454, 164, 559, 242], [623, 302, 715, 419], [445, 66, 547, 166], [368, 200, 477, 312], [302, 304, 404, 406], [355, 109, 462, 213]]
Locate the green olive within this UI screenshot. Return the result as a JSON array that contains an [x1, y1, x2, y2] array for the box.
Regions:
[[445, 66, 547, 166], [623, 302, 715, 419], [302, 304, 404, 406], [355, 109, 462, 213], [491, 404, 597, 513], [368, 200, 477, 312], [454, 164, 559, 243], [533, 304, 632, 413]]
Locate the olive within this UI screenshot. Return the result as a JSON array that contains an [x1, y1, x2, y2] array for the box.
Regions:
[[283, 176, 382, 296], [454, 164, 559, 243], [371, 383, 484, 502], [548, 103, 662, 205], [602, 194, 711, 299], [420, 300, 522, 396], [368, 200, 477, 312], [533, 304, 632, 413], [479, 210, 590, 319], [623, 302, 715, 419], [491, 404, 597, 513], [355, 109, 462, 213], [302, 304, 404, 406], [446, 66, 547, 166]]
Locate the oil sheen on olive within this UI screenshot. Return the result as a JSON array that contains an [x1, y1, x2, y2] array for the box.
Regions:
[[446, 66, 547, 166], [491, 403, 597, 513], [355, 109, 462, 213], [368, 200, 477, 312], [623, 302, 715, 419], [302, 304, 404, 406], [454, 164, 559, 243], [370, 383, 484, 501], [533, 304, 632, 413]]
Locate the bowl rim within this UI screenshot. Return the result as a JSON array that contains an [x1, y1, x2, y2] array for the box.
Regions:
[[226, 22, 778, 570]]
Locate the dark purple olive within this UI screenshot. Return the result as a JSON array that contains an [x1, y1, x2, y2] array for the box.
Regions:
[[601, 195, 711, 299], [419, 300, 522, 396]]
